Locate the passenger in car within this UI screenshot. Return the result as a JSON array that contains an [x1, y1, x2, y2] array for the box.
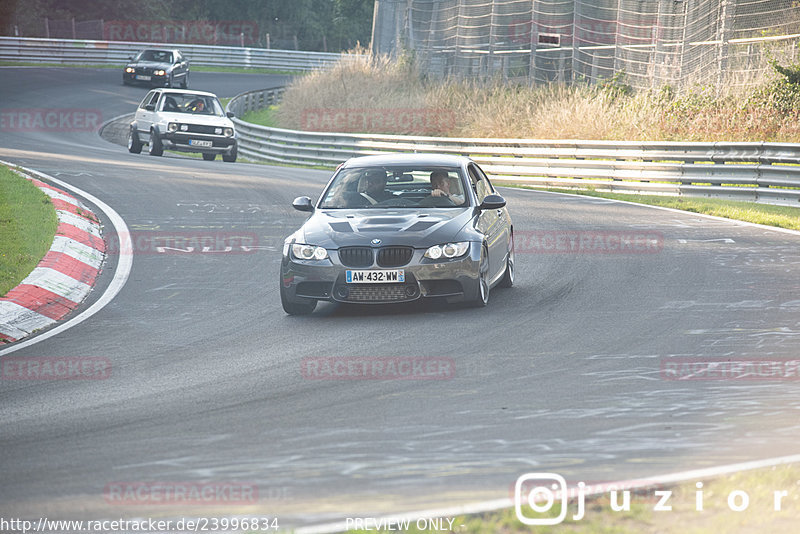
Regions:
[[430, 170, 465, 205]]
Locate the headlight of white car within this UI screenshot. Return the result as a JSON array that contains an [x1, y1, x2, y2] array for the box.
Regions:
[[168, 122, 178, 132], [424, 242, 470, 260], [291, 244, 329, 261], [224, 128, 234, 137]]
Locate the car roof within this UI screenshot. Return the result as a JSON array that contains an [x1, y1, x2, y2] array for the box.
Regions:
[[340, 153, 473, 168], [155, 88, 218, 98], [138, 48, 180, 53]]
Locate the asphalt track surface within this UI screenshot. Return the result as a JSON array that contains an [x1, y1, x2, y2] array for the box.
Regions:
[[1, 67, 800, 529]]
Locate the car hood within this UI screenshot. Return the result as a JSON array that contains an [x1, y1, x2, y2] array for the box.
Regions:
[[299, 209, 474, 248], [157, 112, 234, 128], [129, 61, 172, 69]]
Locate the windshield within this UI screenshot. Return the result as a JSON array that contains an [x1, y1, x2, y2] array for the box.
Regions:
[[137, 50, 173, 63], [319, 166, 468, 209], [159, 93, 224, 116]]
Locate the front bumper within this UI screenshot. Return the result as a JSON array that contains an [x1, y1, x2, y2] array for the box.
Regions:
[[161, 132, 237, 154], [280, 244, 482, 305], [123, 71, 170, 86]]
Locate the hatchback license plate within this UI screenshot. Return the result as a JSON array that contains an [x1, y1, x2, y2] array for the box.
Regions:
[[346, 270, 404, 284], [190, 140, 213, 147]]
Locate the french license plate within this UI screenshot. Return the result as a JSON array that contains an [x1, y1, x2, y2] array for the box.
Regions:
[[346, 270, 405, 284], [136, 75, 151, 81], [189, 140, 213, 147]]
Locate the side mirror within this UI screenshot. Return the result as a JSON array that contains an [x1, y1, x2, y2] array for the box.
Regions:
[[144, 104, 156, 112], [479, 194, 506, 210], [292, 196, 314, 212], [128, 56, 133, 61], [226, 111, 235, 118]]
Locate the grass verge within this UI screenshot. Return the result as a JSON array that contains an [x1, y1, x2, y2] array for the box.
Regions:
[[505, 186, 800, 231], [242, 105, 280, 127], [340, 463, 800, 533], [0, 166, 58, 297]]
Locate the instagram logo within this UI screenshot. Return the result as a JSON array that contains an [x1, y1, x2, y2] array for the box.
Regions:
[[514, 473, 568, 525]]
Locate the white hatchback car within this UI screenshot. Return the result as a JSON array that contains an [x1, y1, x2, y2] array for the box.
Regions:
[[128, 88, 238, 162]]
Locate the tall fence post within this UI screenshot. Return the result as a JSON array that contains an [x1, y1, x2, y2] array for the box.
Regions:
[[571, 0, 580, 83], [528, 0, 537, 86], [717, 0, 732, 91]]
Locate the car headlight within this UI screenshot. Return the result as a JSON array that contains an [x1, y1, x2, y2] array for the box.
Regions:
[[424, 241, 470, 260], [223, 127, 234, 137], [291, 244, 329, 261], [215, 127, 222, 135], [125, 67, 135, 73], [154, 69, 166, 76], [168, 122, 178, 132], [180, 124, 188, 131]]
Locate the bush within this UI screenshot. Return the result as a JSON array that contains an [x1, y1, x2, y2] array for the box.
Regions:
[[271, 52, 800, 142]]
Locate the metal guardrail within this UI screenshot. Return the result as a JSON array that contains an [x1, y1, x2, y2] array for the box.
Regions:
[[0, 36, 360, 71], [227, 87, 800, 206]]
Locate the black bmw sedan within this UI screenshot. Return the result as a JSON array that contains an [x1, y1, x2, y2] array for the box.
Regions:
[[123, 48, 189, 88], [280, 154, 514, 315]]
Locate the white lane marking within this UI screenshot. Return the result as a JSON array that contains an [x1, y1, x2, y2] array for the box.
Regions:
[[293, 453, 800, 534], [55, 171, 93, 177], [0, 161, 133, 356], [677, 238, 736, 244]]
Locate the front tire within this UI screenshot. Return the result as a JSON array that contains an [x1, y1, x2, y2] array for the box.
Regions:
[[471, 245, 490, 307], [222, 145, 237, 163], [148, 130, 163, 156], [202, 153, 216, 161], [280, 282, 317, 315], [498, 232, 514, 288], [127, 128, 142, 154]]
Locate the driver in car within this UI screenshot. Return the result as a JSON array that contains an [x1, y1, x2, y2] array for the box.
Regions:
[[430, 170, 465, 205], [187, 98, 205, 113], [360, 170, 394, 205]]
